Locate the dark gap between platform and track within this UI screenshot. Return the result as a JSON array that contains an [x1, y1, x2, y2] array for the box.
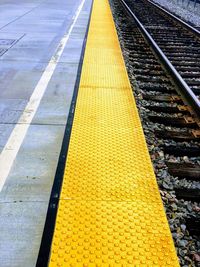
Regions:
[[36, 2, 94, 266]]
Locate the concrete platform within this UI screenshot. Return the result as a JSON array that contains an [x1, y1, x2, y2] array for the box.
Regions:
[[0, 0, 92, 266]]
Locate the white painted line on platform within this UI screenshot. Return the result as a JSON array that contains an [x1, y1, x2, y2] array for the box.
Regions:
[[0, 0, 86, 191]]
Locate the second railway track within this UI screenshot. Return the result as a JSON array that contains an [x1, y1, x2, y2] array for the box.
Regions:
[[110, 0, 200, 266]]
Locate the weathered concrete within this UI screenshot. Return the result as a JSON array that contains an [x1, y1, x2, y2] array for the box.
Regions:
[[0, 0, 92, 266]]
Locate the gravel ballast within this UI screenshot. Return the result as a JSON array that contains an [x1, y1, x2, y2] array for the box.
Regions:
[[109, 0, 200, 266], [153, 0, 200, 27]]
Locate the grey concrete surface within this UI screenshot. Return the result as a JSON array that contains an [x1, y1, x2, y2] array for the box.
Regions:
[[0, 0, 92, 266]]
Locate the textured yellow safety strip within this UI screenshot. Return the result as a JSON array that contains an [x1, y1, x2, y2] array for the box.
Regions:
[[49, 0, 180, 265]]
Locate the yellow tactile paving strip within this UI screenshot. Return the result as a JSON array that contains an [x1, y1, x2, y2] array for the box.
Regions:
[[48, 0, 180, 265]]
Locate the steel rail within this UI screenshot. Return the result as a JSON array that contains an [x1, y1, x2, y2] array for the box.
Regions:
[[148, 0, 200, 39], [119, 0, 200, 119]]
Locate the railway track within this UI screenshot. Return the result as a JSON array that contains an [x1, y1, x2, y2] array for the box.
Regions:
[[110, 0, 200, 265]]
